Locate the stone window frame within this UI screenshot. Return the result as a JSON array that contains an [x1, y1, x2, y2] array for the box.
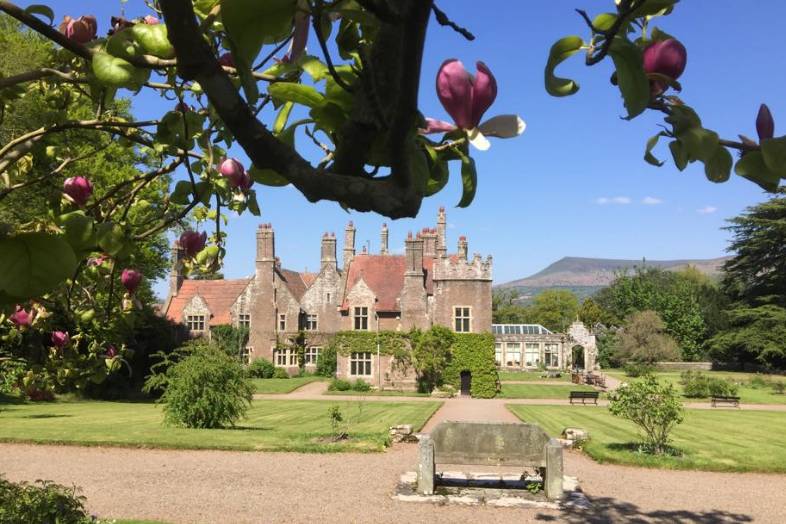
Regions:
[[505, 342, 522, 367], [353, 306, 369, 331], [278, 313, 286, 332], [304, 314, 318, 331], [349, 351, 372, 376], [304, 346, 321, 366], [274, 348, 298, 367], [241, 346, 252, 365], [525, 342, 540, 368], [544, 343, 560, 368], [237, 313, 250, 329], [185, 314, 205, 332], [494, 342, 503, 365], [453, 306, 472, 333]]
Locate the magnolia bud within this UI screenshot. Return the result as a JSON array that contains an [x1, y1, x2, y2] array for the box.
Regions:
[[59, 15, 97, 44], [63, 176, 93, 207], [121, 269, 142, 294], [51, 331, 70, 348], [179, 230, 207, 258], [436, 59, 497, 130], [756, 104, 775, 141]]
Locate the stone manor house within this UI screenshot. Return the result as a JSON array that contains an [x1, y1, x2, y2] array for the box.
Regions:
[[163, 209, 596, 388]]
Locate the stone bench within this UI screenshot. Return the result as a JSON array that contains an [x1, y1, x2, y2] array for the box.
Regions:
[[417, 421, 563, 500]]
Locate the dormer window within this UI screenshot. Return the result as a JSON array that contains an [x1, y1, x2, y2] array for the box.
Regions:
[[353, 306, 369, 330]]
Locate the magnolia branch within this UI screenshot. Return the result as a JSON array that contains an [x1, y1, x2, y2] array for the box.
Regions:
[[576, 0, 646, 65]]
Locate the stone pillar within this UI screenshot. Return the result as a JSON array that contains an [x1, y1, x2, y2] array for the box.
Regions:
[[544, 438, 564, 500], [320, 232, 337, 271], [436, 206, 447, 257], [343, 221, 355, 269], [380, 223, 389, 254], [417, 435, 436, 495], [457, 235, 468, 260]]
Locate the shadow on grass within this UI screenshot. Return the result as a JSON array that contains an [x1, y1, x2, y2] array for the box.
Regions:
[[0, 394, 26, 405], [536, 496, 752, 523], [223, 425, 273, 432], [22, 414, 73, 419]]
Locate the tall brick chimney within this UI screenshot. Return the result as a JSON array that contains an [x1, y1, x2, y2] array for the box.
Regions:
[[343, 221, 356, 269], [422, 227, 437, 257], [169, 240, 184, 297], [458, 235, 468, 260], [256, 223, 275, 263], [321, 232, 336, 271], [380, 223, 389, 254], [405, 231, 424, 275], [437, 206, 447, 257], [401, 231, 428, 329]]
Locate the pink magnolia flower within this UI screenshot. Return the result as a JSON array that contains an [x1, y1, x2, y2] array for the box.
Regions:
[[105, 345, 118, 358], [88, 254, 110, 267], [63, 176, 93, 207], [643, 38, 687, 95], [143, 15, 160, 25], [218, 53, 235, 68], [220, 158, 251, 189], [174, 102, 192, 113], [283, 5, 310, 64], [51, 331, 70, 348], [9, 306, 32, 328], [423, 59, 524, 150], [179, 230, 207, 258], [756, 104, 774, 141], [121, 269, 142, 295], [58, 15, 97, 44]]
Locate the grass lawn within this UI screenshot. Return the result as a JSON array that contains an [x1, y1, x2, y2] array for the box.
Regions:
[[605, 370, 786, 405], [498, 370, 570, 382], [323, 389, 430, 397], [498, 383, 596, 399], [251, 376, 325, 394], [0, 399, 441, 453], [508, 404, 786, 473]]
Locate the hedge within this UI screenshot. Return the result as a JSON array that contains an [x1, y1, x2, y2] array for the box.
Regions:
[[443, 333, 498, 398]]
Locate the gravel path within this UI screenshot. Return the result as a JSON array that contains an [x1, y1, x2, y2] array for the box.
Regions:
[[2, 442, 783, 523]]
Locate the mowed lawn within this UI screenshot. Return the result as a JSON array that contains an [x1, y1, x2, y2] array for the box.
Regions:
[[606, 370, 786, 405], [509, 404, 786, 473], [498, 383, 596, 399], [251, 376, 325, 394], [324, 389, 430, 397], [0, 399, 441, 453], [498, 370, 570, 382]]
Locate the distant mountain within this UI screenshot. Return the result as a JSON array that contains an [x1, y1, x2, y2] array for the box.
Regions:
[[496, 256, 730, 302]]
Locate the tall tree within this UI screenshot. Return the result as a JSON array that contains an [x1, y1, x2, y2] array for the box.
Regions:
[[616, 310, 680, 364], [530, 289, 579, 333]]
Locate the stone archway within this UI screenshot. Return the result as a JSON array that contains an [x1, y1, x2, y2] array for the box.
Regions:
[[567, 321, 598, 370], [571, 345, 585, 371]]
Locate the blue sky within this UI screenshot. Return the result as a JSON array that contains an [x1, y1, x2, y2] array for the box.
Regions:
[[31, 1, 785, 297]]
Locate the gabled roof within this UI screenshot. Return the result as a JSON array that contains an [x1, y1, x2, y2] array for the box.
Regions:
[[165, 278, 251, 326], [340, 254, 434, 312], [277, 268, 309, 301]]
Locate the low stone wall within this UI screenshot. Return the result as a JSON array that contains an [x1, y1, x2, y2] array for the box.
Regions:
[[656, 361, 713, 371]]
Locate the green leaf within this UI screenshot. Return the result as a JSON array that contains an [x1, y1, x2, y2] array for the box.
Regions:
[[592, 13, 617, 32], [456, 152, 477, 208], [0, 233, 78, 298], [250, 166, 289, 187], [24, 4, 54, 24], [669, 140, 688, 171], [273, 102, 294, 134], [734, 151, 781, 192], [632, 0, 678, 18], [156, 111, 205, 150], [408, 141, 430, 193], [96, 222, 126, 256], [92, 51, 149, 89], [61, 211, 96, 253], [608, 38, 650, 119], [666, 105, 702, 135], [679, 127, 719, 163], [247, 190, 261, 216], [221, 0, 296, 65], [299, 56, 328, 82], [170, 180, 193, 205], [268, 83, 326, 108], [310, 102, 346, 133], [759, 136, 786, 178], [423, 144, 449, 197], [544, 36, 583, 97], [704, 146, 732, 183], [644, 133, 665, 166], [131, 24, 175, 59], [106, 30, 142, 61]]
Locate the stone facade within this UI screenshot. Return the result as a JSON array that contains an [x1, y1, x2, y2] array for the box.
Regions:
[[492, 321, 598, 371]]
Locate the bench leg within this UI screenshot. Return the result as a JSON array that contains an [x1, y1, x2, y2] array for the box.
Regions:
[[417, 435, 435, 495], [544, 438, 564, 500]]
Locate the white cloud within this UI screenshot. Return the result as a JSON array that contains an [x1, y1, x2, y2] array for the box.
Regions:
[[595, 196, 632, 205], [642, 196, 663, 205], [697, 206, 718, 215]]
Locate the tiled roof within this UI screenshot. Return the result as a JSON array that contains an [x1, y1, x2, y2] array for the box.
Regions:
[[165, 278, 251, 326], [341, 254, 434, 312], [278, 268, 308, 301], [300, 272, 318, 288]]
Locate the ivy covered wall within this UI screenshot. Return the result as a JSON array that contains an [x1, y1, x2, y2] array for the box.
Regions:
[[443, 333, 498, 398]]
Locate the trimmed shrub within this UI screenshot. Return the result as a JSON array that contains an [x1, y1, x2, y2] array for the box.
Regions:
[[623, 361, 655, 378], [315, 345, 337, 377], [773, 381, 786, 395], [0, 475, 92, 524], [443, 333, 498, 398], [272, 367, 290, 379], [248, 358, 275, 379], [328, 378, 352, 391], [351, 378, 371, 392], [161, 345, 253, 428], [681, 371, 738, 398]]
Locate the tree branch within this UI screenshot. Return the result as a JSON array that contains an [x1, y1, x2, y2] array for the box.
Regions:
[[431, 4, 475, 41], [576, 0, 646, 65]]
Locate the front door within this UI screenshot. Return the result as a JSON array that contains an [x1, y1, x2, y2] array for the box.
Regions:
[[460, 371, 471, 396]]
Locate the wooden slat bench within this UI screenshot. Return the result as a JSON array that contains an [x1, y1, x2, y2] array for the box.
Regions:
[[711, 395, 740, 408], [569, 391, 599, 405]]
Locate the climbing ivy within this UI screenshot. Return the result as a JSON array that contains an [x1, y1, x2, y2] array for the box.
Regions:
[[443, 333, 499, 399], [328, 331, 411, 361]]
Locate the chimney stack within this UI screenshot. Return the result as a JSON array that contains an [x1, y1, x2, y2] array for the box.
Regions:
[[422, 227, 437, 257], [405, 231, 424, 275], [458, 235, 468, 260], [437, 206, 447, 257], [169, 240, 184, 297], [320, 232, 336, 271], [343, 221, 356, 269], [380, 223, 389, 254], [256, 223, 275, 263]]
